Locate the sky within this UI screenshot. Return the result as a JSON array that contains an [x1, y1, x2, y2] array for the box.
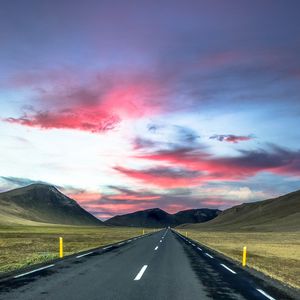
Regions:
[[0, 0, 300, 219]]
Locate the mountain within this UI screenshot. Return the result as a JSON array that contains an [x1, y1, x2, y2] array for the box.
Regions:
[[105, 208, 176, 228], [105, 207, 220, 227], [179, 190, 300, 231], [174, 208, 221, 224], [0, 184, 103, 226]]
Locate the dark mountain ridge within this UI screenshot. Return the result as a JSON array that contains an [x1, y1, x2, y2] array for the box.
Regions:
[[105, 207, 221, 227]]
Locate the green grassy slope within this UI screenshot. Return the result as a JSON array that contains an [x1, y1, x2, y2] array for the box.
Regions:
[[180, 190, 300, 231]]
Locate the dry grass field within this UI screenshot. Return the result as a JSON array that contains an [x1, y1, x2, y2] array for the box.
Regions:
[[0, 225, 148, 274], [177, 230, 300, 289]]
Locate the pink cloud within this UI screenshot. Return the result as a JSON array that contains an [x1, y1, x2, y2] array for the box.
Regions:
[[82, 202, 155, 215], [164, 203, 192, 214], [4, 69, 164, 133], [67, 192, 102, 202], [106, 194, 160, 200], [61, 185, 247, 219], [201, 200, 229, 207]]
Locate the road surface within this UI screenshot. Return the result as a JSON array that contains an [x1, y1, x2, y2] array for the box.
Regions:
[[0, 229, 295, 300]]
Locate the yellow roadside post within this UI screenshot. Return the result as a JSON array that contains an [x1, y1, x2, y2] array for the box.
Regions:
[[185, 231, 188, 237], [143, 229, 145, 235], [242, 246, 247, 266], [59, 237, 63, 258]]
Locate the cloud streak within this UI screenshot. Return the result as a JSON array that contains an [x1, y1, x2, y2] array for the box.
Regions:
[[5, 110, 120, 133], [209, 134, 254, 143], [114, 166, 204, 188], [132, 144, 300, 184]]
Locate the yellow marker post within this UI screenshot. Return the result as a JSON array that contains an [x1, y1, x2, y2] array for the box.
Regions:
[[59, 237, 63, 258], [142, 229, 145, 235], [242, 246, 247, 267], [185, 231, 188, 237]]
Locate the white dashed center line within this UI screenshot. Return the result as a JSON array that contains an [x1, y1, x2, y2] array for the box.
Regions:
[[134, 265, 148, 281], [220, 264, 236, 274], [14, 264, 55, 278], [154, 246, 158, 250], [256, 289, 276, 300], [76, 252, 93, 259], [205, 253, 214, 259], [160, 240, 162, 242]]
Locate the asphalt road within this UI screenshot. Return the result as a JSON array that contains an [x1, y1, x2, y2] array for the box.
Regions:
[[0, 229, 296, 300]]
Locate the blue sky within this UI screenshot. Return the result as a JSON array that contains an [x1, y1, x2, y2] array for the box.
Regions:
[[0, 0, 300, 219]]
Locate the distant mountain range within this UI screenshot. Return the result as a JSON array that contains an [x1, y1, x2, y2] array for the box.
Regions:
[[1, 183, 299, 231], [104, 207, 221, 227], [0, 184, 103, 226], [179, 190, 300, 231], [0, 184, 220, 227]]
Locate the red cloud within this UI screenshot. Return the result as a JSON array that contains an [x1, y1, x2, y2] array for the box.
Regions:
[[4, 70, 163, 133]]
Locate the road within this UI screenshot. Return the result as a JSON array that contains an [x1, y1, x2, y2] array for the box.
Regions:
[[0, 229, 295, 300]]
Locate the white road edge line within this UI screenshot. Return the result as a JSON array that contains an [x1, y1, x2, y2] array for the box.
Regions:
[[134, 265, 148, 281], [14, 264, 55, 278], [205, 253, 214, 258], [220, 264, 236, 274], [197, 247, 202, 251], [154, 246, 158, 250], [103, 246, 112, 250], [76, 252, 94, 259], [256, 289, 276, 300]]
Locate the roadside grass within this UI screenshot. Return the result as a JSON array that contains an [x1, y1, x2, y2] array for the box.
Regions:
[[0, 225, 151, 274], [177, 230, 300, 289]]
